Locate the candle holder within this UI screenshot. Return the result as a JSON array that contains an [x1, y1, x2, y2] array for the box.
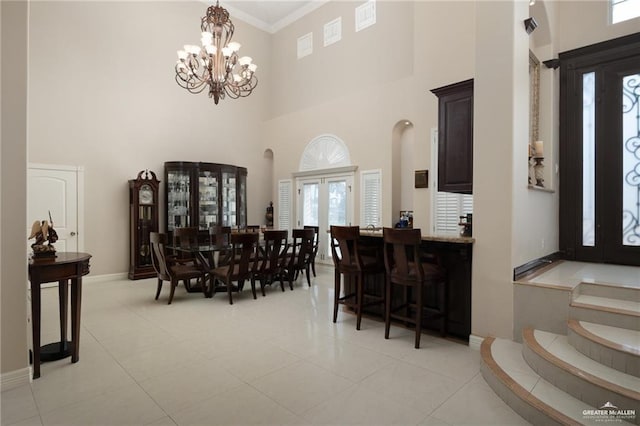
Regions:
[[533, 157, 545, 187], [528, 156, 533, 185]]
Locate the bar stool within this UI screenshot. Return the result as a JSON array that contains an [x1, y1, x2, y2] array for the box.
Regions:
[[330, 225, 385, 330], [382, 227, 447, 348]]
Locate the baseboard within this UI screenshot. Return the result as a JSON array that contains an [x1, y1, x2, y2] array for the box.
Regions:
[[0, 367, 31, 391], [83, 272, 128, 283], [468, 334, 484, 351]]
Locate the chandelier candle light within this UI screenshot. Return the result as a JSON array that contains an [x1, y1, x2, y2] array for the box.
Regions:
[[175, 1, 258, 104]]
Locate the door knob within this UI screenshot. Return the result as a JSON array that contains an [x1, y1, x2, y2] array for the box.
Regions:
[[70, 231, 76, 236]]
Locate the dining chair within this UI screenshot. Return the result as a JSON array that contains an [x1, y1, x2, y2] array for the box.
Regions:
[[283, 228, 315, 288], [172, 226, 203, 291], [382, 227, 448, 348], [330, 225, 385, 330], [209, 232, 259, 304], [208, 225, 232, 267], [252, 230, 289, 296], [149, 232, 207, 304], [303, 225, 320, 277]]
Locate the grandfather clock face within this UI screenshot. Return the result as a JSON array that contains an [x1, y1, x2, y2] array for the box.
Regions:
[[139, 184, 154, 205]]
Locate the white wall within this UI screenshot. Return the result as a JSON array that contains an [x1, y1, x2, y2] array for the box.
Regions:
[[27, 1, 272, 275], [1, 0, 30, 381]]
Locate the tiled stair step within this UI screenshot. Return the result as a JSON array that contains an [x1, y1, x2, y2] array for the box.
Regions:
[[575, 282, 640, 303], [568, 319, 640, 377], [570, 294, 640, 331], [522, 328, 640, 424], [480, 337, 634, 425]]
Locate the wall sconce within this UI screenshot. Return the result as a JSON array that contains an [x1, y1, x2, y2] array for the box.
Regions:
[[524, 17, 538, 35]]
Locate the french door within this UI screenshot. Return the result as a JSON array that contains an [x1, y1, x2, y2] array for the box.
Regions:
[[560, 34, 640, 266], [296, 174, 353, 265]]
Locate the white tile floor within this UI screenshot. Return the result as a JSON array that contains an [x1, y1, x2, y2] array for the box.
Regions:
[[2, 265, 528, 426]]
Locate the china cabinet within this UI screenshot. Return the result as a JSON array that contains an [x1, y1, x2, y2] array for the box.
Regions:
[[164, 162, 247, 236]]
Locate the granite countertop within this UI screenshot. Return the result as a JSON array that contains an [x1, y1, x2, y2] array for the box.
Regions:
[[358, 229, 475, 244]]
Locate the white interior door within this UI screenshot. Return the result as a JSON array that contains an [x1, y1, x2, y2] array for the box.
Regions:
[[297, 174, 353, 264], [28, 164, 83, 253]]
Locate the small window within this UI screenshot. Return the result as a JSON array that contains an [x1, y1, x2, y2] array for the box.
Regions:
[[611, 0, 640, 24]]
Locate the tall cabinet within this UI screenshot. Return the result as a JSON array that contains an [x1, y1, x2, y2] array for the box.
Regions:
[[164, 162, 247, 236]]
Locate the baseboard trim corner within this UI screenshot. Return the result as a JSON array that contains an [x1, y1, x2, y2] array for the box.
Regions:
[[1, 367, 31, 391], [469, 334, 484, 351]]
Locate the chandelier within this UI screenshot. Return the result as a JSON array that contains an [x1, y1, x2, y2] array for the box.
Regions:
[[175, 2, 258, 104]]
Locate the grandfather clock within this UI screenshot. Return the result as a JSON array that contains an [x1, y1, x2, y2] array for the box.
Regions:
[[129, 170, 159, 280]]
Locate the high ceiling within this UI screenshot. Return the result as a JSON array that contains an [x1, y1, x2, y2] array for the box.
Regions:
[[220, 0, 328, 33]]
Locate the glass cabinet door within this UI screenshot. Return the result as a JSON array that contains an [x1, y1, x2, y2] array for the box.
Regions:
[[222, 171, 237, 227], [167, 169, 191, 231], [198, 170, 218, 229], [238, 171, 247, 228]]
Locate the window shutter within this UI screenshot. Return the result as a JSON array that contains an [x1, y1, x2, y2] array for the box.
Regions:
[[278, 180, 291, 232], [361, 169, 382, 227], [435, 192, 458, 234]]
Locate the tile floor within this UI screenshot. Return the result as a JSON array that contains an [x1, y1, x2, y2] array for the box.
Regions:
[[2, 265, 528, 426]]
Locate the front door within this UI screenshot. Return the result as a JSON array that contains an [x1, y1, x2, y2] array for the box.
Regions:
[[297, 174, 353, 264], [560, 35, 640, 266], [27, 164, 82, 253]]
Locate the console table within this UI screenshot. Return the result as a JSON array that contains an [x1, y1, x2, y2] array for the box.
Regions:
[[28, 252, 91, 379]]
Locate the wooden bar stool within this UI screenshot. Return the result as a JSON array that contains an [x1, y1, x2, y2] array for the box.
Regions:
[[330, 225, 385, 330], [382, 227, 447, 348]]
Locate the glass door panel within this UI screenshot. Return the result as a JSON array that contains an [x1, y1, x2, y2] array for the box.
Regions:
[[582, 72, 596, 247], [222, 171, 237, 227], [622, 73, 640, 246], [167, 170, 191, 231], [302, 182, 319, 227], [198, 170, 218, 229]]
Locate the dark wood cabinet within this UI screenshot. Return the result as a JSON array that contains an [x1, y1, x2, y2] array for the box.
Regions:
[[431, 79, 474, 194], [164, 162, 247, 237], [129, 170, 160, 280]]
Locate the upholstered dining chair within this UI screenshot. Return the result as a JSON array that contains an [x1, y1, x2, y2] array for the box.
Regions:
[[382, 227, 448, 348], [149, 232, 207, 304], [209, 232, 259, 304], [330, 225, 385, 330]]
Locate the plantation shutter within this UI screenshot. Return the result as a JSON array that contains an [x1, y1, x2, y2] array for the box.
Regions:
[[434, 192, 473, 235], [360, 169, 382, 227], [278, 179, 291, 232]]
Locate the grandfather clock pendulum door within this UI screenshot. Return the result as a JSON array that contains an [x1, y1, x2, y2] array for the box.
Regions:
[[129, 170, 160, 279]]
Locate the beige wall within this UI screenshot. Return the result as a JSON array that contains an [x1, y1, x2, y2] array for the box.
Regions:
[[1, 0, 30, 378], [27, 1, 273, 275], [264, 1, 476, 230], [555, 0, 640, 53]]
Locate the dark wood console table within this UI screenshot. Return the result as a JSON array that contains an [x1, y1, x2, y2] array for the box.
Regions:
[[28, 252, 91, 379]]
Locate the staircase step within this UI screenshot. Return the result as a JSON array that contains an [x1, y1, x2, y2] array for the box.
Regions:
[[575, 282, 640, 303], [522, 328, 640, 424], [481, 336, 635, 425], [570, 294, 640, 331], [568, 319, 640, 377]]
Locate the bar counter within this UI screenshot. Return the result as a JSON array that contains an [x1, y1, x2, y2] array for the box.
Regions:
[[356, 229, 474, 341]]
